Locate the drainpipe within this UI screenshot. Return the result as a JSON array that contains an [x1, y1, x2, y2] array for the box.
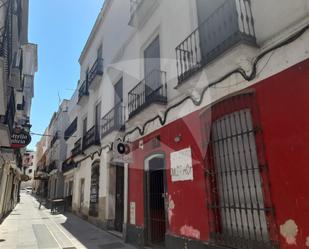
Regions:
[[123, 162, 129, 241]]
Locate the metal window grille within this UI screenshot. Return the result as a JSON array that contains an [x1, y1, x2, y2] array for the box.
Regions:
[[203, 93, 278, 249]]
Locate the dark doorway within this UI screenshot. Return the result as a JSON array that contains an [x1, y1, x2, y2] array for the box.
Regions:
[[89, 161, 100, 217], [145, 156, 166, 246], [115, 164, 124, 232]]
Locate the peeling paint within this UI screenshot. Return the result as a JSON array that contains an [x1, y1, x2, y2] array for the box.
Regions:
[[280, 219, 298, 245], [180, 225, 200, 240], [305, 237, 309, 247], [168, 195, 175, 224]]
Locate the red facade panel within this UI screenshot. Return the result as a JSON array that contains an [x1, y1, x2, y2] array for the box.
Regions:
[[128, 58, 309, 249]]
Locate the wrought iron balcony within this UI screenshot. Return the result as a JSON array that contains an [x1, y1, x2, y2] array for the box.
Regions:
[[64, 118, 77, 141], [0, 88, 16, 135], [128, 70, 167, 118], [176, 0, 256, 84], [47, 161, 57, 173], [62, 161, 76, 173], [82, 125, 100, 151], [101, 103, 125, 139], [78, 80, 89, 103], [50, 132, 58, 147], [88, 58, 104, 89], [129, 0, 157, 27], [130, 0, 142, 16], [71, 138, 82, 157]]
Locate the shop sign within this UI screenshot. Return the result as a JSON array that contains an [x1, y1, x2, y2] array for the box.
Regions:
[[113, 141, 132, 163], [11, 128, 31, 148], [170, 147, 193, 182]]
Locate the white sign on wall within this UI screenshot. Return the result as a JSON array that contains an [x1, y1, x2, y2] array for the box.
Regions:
[[170, 147, 193, 182], [130, 202, 136, 225]]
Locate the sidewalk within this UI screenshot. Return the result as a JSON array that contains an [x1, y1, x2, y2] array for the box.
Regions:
[[0, 193, 137, 249]]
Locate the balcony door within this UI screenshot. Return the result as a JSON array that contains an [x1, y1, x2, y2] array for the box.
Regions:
[[95, 102, 101, 137], [144, 36, 161, 97], [97, 44, 102, 59], [83, 117, 87, 137], [89, 161, 100, 217], [196, 0, 238, 64], [114, 78, 123, 128]]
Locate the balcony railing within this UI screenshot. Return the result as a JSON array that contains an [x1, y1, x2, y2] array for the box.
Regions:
[[130, 0, 142, 16], [50, 132, 58, 147], [129, 0, 157, 27], [71, 138, 82, 157], [101, 103, 125, 139], [88, 58, 104, 88], [128, 70, 167, 118], [0, 88, 16, 135], [64, 118, 77, 141], [47, 161, 57, 174], [62, 161, 76, 173], [78, 80, 89, 102], [82, 125, 100, 151], [176, 0, 256, 84]]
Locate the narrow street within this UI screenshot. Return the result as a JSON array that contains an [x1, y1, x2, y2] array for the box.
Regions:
[[0, 193, 136, 249]]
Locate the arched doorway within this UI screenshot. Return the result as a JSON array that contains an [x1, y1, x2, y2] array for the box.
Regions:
[[144, 153, 167, 247], [89, 160, 100, 217]]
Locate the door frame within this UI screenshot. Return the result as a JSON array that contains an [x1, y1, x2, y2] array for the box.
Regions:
[[113, 162, 125, 232], [144, 152, 168, 245], [89, 160, 100, 217]]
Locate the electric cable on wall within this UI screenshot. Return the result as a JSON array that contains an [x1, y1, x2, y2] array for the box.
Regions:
[[74, 23, 309, 165]]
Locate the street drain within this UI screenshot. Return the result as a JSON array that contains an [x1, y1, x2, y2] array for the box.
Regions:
[[99, 242, 125, 249], [0, 239, 5, 242]]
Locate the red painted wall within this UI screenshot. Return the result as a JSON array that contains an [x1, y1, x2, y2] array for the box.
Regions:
[[128, 112, 210, 240], [128, 58, 309, 248], [255, 58, 309, 249]]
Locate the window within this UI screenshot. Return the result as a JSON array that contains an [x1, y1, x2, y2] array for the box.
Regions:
[[144, 36, 161, 93], [95, 102, 101, 127], [65, 118, 78, 140], [80, 178, 85, 209], [202, 93, 277, 249], [83, 117, 87, 136], [114, 78, 123, 105], [97, 44, 102, 59]]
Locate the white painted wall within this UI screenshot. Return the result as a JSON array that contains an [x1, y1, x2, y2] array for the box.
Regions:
[[70, 0, 309, 221]]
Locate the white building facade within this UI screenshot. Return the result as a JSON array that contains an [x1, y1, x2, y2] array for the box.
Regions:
[[59, 0, 309, 248], [0, 0, 38, 218]]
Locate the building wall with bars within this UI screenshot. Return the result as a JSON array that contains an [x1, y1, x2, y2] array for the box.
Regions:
[[127, 58, 309, 249]]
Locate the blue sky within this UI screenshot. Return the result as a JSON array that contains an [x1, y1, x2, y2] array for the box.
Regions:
[[28, 0, 103, 150]]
